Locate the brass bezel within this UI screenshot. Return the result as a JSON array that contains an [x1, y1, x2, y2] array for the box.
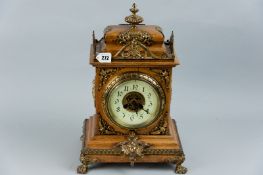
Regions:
[[103, 73, 165, 129]]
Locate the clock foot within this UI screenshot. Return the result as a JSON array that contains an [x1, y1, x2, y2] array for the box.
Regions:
[[175, 164, 187, 174], [77, 151, 98, 174], [166, 153, 187, 174], [77, 164, 88, 174]]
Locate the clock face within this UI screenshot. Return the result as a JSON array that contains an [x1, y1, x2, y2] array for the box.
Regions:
[[105, 73, 165, 129]]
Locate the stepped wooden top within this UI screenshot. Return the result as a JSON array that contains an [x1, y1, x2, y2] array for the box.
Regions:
[[89, 3, 179, 67]]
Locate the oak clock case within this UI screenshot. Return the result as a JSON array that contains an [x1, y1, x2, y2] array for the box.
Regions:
[[77, 3, 187, 174]]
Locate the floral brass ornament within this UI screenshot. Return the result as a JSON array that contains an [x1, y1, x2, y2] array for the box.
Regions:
[[150, 112, 168, 135], [115, 132, 151, 166], [98, 116, 123, 135], [114, 3, 158, 59], [98, 68, 117, 90], [115, 29, 155, 59], [150, 68, 171, 89]]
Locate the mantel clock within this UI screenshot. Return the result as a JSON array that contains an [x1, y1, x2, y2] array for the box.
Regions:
[[77, 3, 187, 174]]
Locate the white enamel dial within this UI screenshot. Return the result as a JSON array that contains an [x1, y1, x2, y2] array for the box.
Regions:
[[106, 75, 164, 129]]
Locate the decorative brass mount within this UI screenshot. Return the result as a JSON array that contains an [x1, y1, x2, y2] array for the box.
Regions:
[[114, 3, 158, 59], [125, 3, 144, 26], [115, 132, 151, 166]]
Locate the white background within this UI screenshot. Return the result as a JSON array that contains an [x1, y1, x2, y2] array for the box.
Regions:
[[0, 0, 263, 175]]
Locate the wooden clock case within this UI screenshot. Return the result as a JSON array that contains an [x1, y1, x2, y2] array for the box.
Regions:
[[77, 4, 187, 174]]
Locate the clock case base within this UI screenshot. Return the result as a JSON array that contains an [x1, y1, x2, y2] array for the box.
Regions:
[[77, 115, 187, 174]]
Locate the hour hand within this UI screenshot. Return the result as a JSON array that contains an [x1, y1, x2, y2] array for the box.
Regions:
[[142, 108, 150, 114]]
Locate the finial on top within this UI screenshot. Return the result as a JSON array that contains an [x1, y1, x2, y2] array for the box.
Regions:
[[125, 3, 143, 26], [130, 3, 139, 15]]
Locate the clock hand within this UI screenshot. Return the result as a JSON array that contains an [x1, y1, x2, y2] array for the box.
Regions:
[[142, 108, 150, 114]]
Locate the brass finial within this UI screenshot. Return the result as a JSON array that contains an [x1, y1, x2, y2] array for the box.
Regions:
[[130, 3, 139, 15], [125, 3, 143, 26]]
